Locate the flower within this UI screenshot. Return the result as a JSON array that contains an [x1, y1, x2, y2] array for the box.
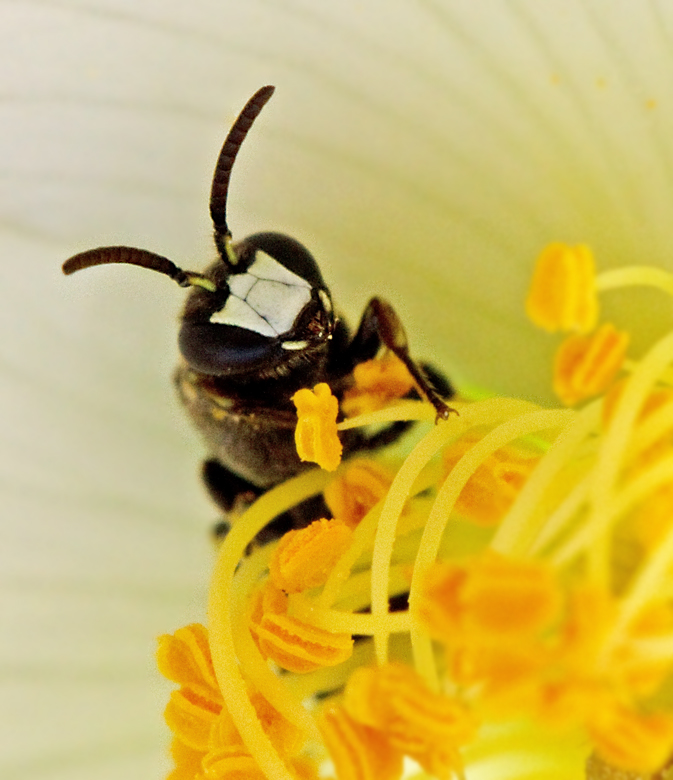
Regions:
[[161, 251, 673, 779], [4, 3, 673, 779]]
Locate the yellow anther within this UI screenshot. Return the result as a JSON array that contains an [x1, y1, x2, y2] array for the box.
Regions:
[[269, 518, 353, 593], [341, 353, 415, 417], [164, 685, 222, 752], [526, 243, 598, 333], [200, 745, 265, 780], [318, 705, 403, 780], [292, 383, 342, 471], [420, 555, 563, 694], [249, 583, 353, 673], [442, 435, 541, 526], [169, 737, 204, 780], [422, 553, 561, 641], [553, 322, 629, 406], [157, 622, 313, 778], [343, 663, 477, 778], [587, 703, 673, 774], [324, 458, 395, 528], [156, 622, 218, 691]]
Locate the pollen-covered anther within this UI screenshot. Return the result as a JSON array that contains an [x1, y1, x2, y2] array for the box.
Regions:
[[340, 353, 415, 417], [157, 624, 224, 753], [200, 744, 266, 780], [269, 517, 353, 593], [526, 242, 598, 333], [343, 663, 477, 778], [164, 685, 223, 753], [158, 622, 313, 777], [292, 382, 342, 471], [421, 552, 562, 641], [587, 702, 673, 774], [318, 704, 404, 780], [553, 322, 629, 406], [249, 582, 353, 673], [157, 622, 219, 691], [442, 435, 541, 526], [324, 458, 395, 528], [603, 379, 673, 475]]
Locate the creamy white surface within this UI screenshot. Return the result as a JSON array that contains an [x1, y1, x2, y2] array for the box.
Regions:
[[211, 251, 313, 336]]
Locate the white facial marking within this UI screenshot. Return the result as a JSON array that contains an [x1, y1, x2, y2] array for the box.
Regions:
[[209, 250, 313, 337], [212, 294, 277, 337], [246, 280, 311, 334], [281, 340, 309, 351], [228, 273, 256, 298], [248, 251, 312, 287]]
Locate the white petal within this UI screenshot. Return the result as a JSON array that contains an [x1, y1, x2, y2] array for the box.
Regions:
[[1, 3, 672, 778]]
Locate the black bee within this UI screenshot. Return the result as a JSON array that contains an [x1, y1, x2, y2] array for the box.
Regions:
[[63, 86, 454, 540]]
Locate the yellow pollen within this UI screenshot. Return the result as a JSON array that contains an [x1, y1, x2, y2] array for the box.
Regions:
[[292, 382, 342, 471], [323, 458, 396, 529], [341, 353, 415, 417], [553, 322, 629, 405], [249, 582, 354, 673], [442, 434, 541, 526], [526, 243, 599, 333], [318, 704, 403, 780], [587, 704, 673, 774], [343, 663, 477, 778], [156, 624, 311, 778], [269, 517, 353, 593]]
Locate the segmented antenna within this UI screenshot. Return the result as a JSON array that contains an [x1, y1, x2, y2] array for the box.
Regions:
[[209, 85, 275, 261], [62, 246, 216, 290]]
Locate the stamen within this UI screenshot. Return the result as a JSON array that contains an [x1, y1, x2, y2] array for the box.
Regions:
[[323, 459, 396, 529], [587, 704, 673, 774], [292, 383, 342, 471], [158, 249, 673, 779], [269, 517, 353, 593], [318, 705, 403, 780], [526, 243, 598, 333], [249, 582, 354, 673], [341, 353, 415, 417], [342, 663, 477, 778], [553, 323, 629, 406], [441, 434, 541, 526]]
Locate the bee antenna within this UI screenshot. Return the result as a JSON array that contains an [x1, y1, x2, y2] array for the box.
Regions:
[[62, 246, 217, 291], [209, 85, 275, 264]]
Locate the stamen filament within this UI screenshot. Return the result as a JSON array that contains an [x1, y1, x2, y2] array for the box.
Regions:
[[528, 474, 591, 556], [161, 248, 673, 779], [409, 405, 576, 689], [609, 512, 673, 650], [596, 265, 673, 297], [371, 420, 460, 666], [290, 596, 411, 635], [483, 407, 581, 556], [208, 469, 331, 778], [587, 330, 673, 584], [337, 399, 439, 429], [550, 451, 673, 570]]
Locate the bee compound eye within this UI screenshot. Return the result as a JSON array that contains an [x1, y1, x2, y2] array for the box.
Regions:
[[178, 322, 281, 377]]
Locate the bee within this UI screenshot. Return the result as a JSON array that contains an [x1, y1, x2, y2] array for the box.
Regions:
[[63, 86, 454, 540]]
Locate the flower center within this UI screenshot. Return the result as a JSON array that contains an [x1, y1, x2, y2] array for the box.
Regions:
[[159, 245, 673, 780]]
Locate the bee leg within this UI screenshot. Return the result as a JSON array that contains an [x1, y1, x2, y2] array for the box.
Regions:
[[347, 297, 457, 421], [341, 362, 455, 455], [202, 459, 331, 545], [202, 459, 263, 541], [420, 361, 455, 401]]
